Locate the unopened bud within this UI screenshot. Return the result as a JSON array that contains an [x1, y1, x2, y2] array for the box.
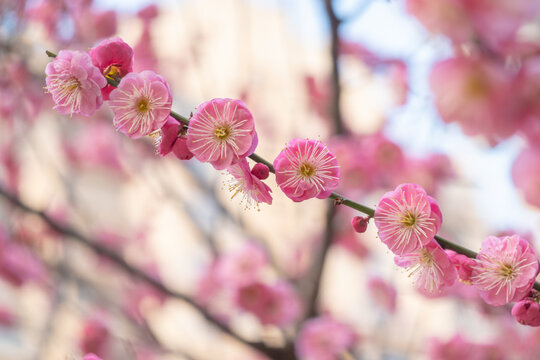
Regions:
[[251, 163, 270, 180], [351, 216, 369, 233]]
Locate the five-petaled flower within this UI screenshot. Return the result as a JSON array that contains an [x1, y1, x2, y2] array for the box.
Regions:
[[186, 98, 258, 170], [472, 235, 539, 306], [108, 70, 172, 138], [374, 183, 442, 255], [273, 138, 339, 202], [45, 50, 107, 116]]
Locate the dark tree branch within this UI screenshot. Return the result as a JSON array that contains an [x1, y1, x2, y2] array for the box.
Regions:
[[0, 184, 297, 360]]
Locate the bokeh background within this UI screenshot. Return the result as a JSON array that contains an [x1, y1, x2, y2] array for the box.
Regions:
[[1, 0, 540, 359]]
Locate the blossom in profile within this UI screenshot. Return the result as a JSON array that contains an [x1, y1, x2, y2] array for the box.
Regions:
[[89, 37, 134, 100], [109, 70, 172, 138], [187, 98, 258, 170], [394, 240, 456, 295], [296, 316, 357, 360], [446, 249, 475, 284], [155, 116, 193, 160], [374, 183, 442, 255], [45, 50, 106, 116], [274, 138, 339, 202], [512, 299, 540, 327], [472, 235, 539, 306], [225, 158, 272, 209]]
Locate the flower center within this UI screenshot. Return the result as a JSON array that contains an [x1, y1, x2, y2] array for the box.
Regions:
[[104, 64, 121, 80], [66, 77, 81, 91], [400, 211, 417, 227], [137, 98, 150, 113], [299, 163, 315, 178], [214, 125, 230, 140], [498, 263, 516, 279]]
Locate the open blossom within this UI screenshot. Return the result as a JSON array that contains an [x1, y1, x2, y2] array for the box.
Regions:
[[472, 235, 539, 306], [155, 116, 193, 160], [374, 183, 442, 255], [109, 70, 172, 138], [225, 158, 272, 208], [512, 299, 540, 327], [395, 240, 457, 295], [45, 50, 106, 116], [187, 98, 258, 170], [274, 138, 339, 202], [296, 316, 357, 360], [89, 37, 134, 100]]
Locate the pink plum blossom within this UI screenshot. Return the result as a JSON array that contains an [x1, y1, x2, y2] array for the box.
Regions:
[[512, 146, 540, 209], [109, 70, 172, 139], [155, 116, 193, 160], [45, 50, 107, 116], [225, 159, 272, 208], [254, 281, 301, 327], [430, 56, 517, 144], [472, 235, 539, 306], [367, 276, 397, 313], [406, 0, 474, 43], [512, 299, 540, 327], [394, 240, 457, 295], [234, 281, 301, 327], [296, 316, 357, 360], [274, 138, 339, 202], [218, 242, 268, 286], [446, 250, 475, 284], [89, 37, 134, 100], [187, 98, 258, 170], [374, 183, 442, 255]]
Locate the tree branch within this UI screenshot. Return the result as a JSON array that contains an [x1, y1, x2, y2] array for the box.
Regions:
[[0, 184, 297, 360]]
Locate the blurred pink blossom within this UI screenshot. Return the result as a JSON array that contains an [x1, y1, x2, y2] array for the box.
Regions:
[[296, 316, 357, 360], [367, 276, 397, 313]]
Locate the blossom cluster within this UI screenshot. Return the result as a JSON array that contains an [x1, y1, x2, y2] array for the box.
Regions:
[[45, 37, 340, 209], [373, 183, 540, 326], [45, 35, 540, 342]]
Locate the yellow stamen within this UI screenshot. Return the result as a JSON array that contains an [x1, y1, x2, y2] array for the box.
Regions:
[[214, 126, 230, 140], [299, 163, 315, 178]]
